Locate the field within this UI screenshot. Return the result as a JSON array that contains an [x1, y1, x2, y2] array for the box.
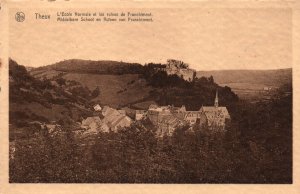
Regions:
[[218, 82, 276, 100], [29, 65, 155, 109]]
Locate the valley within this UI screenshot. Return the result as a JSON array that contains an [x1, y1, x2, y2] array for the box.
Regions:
[[197, 69, 292, 101], [9, 58, 292, 183]]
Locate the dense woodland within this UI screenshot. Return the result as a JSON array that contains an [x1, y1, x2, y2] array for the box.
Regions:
[[9, 59, 292, 183]]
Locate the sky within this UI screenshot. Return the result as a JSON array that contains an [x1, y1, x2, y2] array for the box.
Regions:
[[9, 6, 292, 70]]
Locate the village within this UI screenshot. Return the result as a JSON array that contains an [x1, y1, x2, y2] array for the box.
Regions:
[[39, 60, 230, 137], [39, 90, 231, 138]]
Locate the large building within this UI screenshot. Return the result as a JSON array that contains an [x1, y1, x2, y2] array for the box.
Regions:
[[147, 105, 186, 137], [198, 91, 231, 131], [146, 91, 231, 135], [183, 91, 231, 131]]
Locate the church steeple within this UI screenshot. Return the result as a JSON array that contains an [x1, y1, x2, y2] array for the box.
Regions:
[[214, 90, 219, 108]]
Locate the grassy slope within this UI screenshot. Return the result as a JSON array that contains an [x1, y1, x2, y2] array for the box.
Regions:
[[29, 69, 63, 79], [62, 73, 153, 108], [30, 69, 153, 109], [29, 59, 153, 109]]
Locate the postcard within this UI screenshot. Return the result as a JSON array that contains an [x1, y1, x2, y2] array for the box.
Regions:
[[0, 0, 299, 194]]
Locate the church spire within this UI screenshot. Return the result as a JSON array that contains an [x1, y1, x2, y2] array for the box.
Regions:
[[214, 90, 218, 108]]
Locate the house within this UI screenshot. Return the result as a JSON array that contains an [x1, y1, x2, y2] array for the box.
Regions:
[[184, 111, 202, 125], [110, 115, 132, 132], [135, 110, 147, 120], [93, 104, 102, 111], [102, 106, 132, 132], [81, 116, 109, 133], [102, 106, 122, 119], [147, 105, 186, 136], [148, 105, 172, 125], [149, 104, 159, 110], [118, 109, 126, 116], [156, 115, 185, 137]]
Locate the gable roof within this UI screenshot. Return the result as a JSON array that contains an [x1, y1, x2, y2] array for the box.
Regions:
[[110, 115, 132, 131], [82, 116, 101, 126], [93, 104, 102, 111], [199, 106, 230, 119], [118, 110, 126, 115], [136, 110, 147, 114], [199, 106, 230, 127]]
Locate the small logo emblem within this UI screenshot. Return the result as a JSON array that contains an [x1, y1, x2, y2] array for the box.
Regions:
[[15, 12, 25, 22]]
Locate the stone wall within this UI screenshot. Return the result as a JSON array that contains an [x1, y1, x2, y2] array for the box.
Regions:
[[165, 67, 195, 82]]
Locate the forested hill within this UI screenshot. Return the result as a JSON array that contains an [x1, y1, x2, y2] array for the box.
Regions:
[[33, 59, 144, 74]]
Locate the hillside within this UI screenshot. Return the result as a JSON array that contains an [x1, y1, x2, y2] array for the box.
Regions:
[[9, 59, 95, 136], [29, 59, 239, 110], [29, 59, 153, 108], [197, 69, 292, 100], [62, 73, 153, 108]]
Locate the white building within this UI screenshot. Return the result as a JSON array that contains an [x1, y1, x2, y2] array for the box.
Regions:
[[93, 104, 102, 111]]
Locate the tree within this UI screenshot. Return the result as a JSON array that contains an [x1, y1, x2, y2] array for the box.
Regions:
[[208, 75, 214, 83], [91, 86, 100, 98], [56, 77, 66, 86]]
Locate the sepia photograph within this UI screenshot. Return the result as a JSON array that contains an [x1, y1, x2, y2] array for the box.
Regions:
[[3, 1, 294, 186]]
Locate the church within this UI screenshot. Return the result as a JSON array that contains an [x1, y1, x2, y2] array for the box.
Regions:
[[198, 91, 231, 131], [181, 90, 231, 131]]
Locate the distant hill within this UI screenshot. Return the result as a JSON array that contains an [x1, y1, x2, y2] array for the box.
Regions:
[[197, 69, 292, 86], [197, 69, 292, 100], [33, 59, 144, 75]]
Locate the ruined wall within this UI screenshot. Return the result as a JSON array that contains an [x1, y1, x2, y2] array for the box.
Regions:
[[165, 68, 195, 82]]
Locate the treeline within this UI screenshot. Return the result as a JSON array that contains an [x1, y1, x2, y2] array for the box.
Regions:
[[34, 59, 144, 75], [10, 92, 292, 183], [31, 59, 190, 75]]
